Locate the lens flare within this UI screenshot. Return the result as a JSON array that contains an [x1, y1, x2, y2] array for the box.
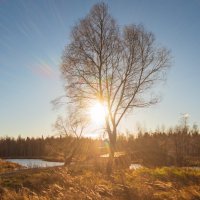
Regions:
[[89, 102, 108, 125]]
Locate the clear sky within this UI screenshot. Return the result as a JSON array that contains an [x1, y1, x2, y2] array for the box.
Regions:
[[0, 0, 199, 138]]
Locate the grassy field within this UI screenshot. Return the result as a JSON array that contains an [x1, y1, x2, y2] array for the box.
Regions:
[[0, 159, 23, 174], [0, 161, 200, 200]]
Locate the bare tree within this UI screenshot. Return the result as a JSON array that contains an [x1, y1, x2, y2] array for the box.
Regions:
[[61, 3, 171, 160], [54, 111, 87, 165]]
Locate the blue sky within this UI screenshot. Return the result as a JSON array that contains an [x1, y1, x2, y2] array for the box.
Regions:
[[0, 0, 199, 137]]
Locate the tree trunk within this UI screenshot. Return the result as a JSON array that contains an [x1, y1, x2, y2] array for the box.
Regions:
[[106, 129, 117, 174]]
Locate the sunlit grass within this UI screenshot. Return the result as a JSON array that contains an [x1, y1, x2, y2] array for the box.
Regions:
[[0, 165, 200, 199], [0, 159, 22, 173]]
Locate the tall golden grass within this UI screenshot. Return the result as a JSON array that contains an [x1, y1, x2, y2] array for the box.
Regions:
[[0, 165, 200, 200]]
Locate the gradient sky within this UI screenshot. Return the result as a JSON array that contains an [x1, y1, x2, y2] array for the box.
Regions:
[[0, 0, 199, 138]]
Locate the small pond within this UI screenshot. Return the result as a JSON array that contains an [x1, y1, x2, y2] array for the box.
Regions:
[[5, 159, 64, 168]]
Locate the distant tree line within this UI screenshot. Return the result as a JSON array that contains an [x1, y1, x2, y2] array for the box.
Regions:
[[0, 136, 46, 158], [0, 135, 99, 162], [0, 125, 200, 167], [117, 125, 200, 167]]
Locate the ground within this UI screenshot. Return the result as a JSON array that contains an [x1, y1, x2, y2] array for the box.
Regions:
[[0, 161, 200, 200], [0, 159, 23, 174]]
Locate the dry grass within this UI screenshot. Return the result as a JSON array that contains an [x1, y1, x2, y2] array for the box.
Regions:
[[0, 159, 22, 173], [0, 164, 200, 200]]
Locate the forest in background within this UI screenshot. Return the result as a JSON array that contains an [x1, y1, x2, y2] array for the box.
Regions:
[[0, 124, 200, 167]]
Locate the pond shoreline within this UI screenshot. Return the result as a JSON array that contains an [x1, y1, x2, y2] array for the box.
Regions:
[[4, 158, 64, 169]]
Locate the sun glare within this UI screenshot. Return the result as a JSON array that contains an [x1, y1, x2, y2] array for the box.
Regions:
[[89, 102, 108, 125]]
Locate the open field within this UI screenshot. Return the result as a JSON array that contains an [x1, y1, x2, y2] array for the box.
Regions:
[[0, 161, 200, 200]]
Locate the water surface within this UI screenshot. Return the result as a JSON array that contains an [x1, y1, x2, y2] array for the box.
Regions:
[[6, 159, 64, 168], [129, 163, 142, 170]]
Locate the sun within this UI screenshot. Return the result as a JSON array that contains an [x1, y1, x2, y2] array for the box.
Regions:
[[89, 101, 108, 125]]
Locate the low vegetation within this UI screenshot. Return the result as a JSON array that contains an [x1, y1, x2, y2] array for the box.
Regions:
[[0, 165, 200, 200], [0, 159, 22, 174]]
